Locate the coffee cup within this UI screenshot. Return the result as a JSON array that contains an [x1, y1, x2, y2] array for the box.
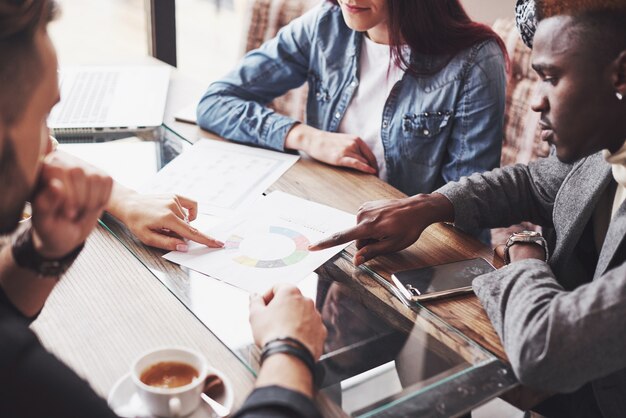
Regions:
[[131, 347, 208, 417]]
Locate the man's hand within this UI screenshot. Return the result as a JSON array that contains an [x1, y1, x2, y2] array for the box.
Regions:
[[30, 158, 113, 259], [285, 124, 378, 174], [249, 284, 327, 360], [310, 193, 455, 265]]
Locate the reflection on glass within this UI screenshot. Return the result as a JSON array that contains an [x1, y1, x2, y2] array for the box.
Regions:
[[97, 124, 507, 417]]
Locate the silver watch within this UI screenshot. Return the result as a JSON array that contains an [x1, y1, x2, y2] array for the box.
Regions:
[[503, 230, 549, 264]]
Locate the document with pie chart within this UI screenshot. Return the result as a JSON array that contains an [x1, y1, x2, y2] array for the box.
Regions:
[[164, 191, 355, 293]]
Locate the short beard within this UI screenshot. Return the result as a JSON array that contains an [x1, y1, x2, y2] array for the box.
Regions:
[[0, 137, 31, 234]]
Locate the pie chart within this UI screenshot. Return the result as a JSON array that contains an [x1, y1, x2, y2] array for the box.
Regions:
[[224, 226, 310, 268]]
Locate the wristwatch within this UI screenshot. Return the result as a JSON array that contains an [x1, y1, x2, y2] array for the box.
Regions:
[[11, 226, 84, 278], [503, 230, 549, 264]]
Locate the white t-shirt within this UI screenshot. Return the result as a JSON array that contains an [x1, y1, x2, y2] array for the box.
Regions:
[[338, 35, 407, 181]]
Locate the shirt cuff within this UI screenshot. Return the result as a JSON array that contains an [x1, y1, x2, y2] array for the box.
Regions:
[[435, 182, 479, 232], [234, 385, 321, 418]]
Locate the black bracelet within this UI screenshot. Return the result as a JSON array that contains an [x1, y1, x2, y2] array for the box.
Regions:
[[11, 226, 84, 277], [263, 336, 312, 356], [260, 338, 317, 384]]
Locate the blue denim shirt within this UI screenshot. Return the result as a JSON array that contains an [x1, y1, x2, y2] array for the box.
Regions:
[[197, 2, 506, 196]]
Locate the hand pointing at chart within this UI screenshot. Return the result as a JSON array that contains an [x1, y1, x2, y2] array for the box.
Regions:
[[108, 185, 225, 252], [309, 194, 455, 265], [48, 150, 224, 252]]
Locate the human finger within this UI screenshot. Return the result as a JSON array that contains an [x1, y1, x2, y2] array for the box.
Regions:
[[494, 244, 506, 260], [337, 156, 377, 174], [33, 178, 65, 219], [355, 238, 377, 250], [167, 196, 187, 220], [268, 283, 302, 304], [143, 231, 188, 252], [161, 214, 224, 248], [176, 195, 199, 221], [261, 286, 278, 305], [354, 138, 378, 173], [249, 292, 267, 316], [68, 167, 89, 215], [354, 239, 400, 265], [309, 224, 369, 251], [83, 173, 111, 213]]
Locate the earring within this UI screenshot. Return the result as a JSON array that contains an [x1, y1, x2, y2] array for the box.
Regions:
[[618, 91, 624, 101]]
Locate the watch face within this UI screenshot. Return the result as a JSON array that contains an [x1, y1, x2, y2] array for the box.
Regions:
[[515, 230, 541, 238]]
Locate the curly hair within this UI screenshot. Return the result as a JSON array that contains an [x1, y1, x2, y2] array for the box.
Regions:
[[0, 0, 57, 125]]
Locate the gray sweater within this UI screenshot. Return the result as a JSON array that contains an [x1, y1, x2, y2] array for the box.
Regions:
[[438, 152, 626, 418]]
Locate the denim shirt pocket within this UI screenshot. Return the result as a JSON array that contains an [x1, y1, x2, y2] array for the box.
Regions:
[[307, 71, 331, 126], [401, 110, 453, 165]]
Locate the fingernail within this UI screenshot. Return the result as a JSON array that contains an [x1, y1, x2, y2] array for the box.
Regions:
[[176, 243, 189, 252], [355, 256, 364, 265], [216, 240, 225, 247]]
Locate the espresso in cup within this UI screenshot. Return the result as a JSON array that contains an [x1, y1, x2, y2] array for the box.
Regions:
[[132, 347, 208, 417], [140, 361, 199, 389]]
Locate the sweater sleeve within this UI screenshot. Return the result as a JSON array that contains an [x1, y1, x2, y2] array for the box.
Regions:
[[233, 386, 322, 418]]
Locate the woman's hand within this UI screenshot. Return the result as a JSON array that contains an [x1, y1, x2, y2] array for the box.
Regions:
[[108, 185, 224, 252], [285, 123, 378, 174]]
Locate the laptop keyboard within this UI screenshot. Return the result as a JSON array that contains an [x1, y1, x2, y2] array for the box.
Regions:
[[58, 71, 119, 124]]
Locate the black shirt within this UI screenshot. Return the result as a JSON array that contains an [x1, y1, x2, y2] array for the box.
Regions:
[[0, 288, 321, 418]]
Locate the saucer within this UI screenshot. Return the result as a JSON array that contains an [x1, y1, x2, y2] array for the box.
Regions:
[[108, 369, 234, 418]]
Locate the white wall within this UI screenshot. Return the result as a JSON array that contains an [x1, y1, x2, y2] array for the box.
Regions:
[[462, 0, 516, 24]]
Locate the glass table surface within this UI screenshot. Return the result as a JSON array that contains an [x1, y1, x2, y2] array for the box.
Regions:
[[66, 125, 517, 417]]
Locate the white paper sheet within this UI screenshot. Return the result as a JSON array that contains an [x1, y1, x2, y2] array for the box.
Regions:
[[58, 138, 158, 191], [140, 139, 299, 216], [164, 191, 355, 294]]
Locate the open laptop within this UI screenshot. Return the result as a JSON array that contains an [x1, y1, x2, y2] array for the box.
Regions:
[[48, 66, 170, 138]]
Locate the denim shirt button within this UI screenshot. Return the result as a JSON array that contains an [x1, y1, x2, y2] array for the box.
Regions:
[[424, 112, 430, 117], [382, 120, 388, 128], [350, 81, 357, 87], [423, 129, 430, 135], [334, 111, 341, 119]]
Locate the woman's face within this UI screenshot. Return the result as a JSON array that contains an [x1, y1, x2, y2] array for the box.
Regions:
[[337, 0, 389, 38]]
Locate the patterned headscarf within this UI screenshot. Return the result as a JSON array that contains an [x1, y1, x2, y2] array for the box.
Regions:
[[515, 0, 538, 49]]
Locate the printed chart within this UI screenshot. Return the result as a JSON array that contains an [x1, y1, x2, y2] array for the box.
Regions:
[[164, 192, 355, 293], [225, 226, 310, 268]]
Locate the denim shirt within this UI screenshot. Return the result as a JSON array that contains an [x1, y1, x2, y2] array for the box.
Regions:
[[197, 2, 506, 196]]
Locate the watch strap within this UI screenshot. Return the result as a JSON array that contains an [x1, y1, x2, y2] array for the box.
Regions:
[[503, 231, 549, 264], [11, 226, 84, 277]]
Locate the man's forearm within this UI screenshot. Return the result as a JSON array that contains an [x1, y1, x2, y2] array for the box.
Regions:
[[0, 242, 58, 318], [255, 354, 314, 398]]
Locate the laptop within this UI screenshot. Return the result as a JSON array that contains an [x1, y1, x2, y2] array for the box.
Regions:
[[48, 66, 170, 138]]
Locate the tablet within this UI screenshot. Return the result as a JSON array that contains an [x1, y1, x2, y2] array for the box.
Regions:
[[390, 258, 495, 303]]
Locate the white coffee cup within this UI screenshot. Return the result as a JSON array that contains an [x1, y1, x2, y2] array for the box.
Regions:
[[131, 347, 208, 417]]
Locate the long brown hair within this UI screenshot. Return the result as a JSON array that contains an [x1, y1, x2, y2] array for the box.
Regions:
[[331, 0, 508, 75]]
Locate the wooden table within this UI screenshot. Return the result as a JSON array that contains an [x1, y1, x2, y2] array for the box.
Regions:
[[33, 65, 542, 415]]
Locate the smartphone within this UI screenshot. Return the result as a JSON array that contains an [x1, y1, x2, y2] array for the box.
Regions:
[[390, 258, 495, 303]]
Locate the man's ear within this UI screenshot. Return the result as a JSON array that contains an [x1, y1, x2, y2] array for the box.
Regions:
[[612, 50, 626, 97]]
